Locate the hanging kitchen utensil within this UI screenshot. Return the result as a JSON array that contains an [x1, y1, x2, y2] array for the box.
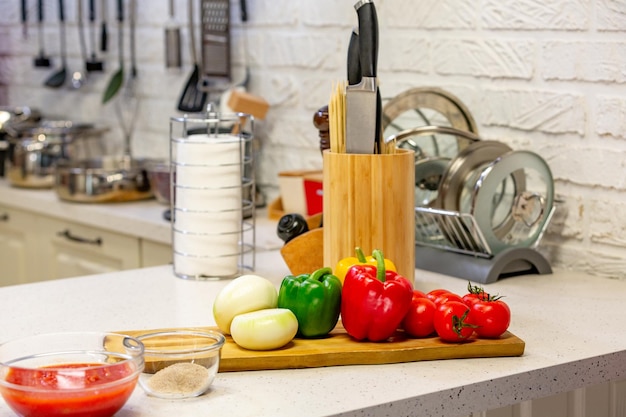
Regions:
[[200, 0, 231, 86], [240, 0, 247, 22], [116, 0, 139, 158], [21, 0, 28, 39], [86, 0, 104, 71], [72, 0, 88, 88], [44, 0, 68, 88], [33, 0, 51, 67], [177, 0, 207, 112], [165, 0, 182, 68], [345, 0, 378, 154], [128, 0, 137, 82], [100, 0, 108, 52], [102, 0, 124, 104]]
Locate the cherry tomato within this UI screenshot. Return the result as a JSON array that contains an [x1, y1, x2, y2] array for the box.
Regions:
[[462, 293, 481, 306], [412, 289, 428, 299], [471, 298, 511, 338], [434, 301, 476, 342], [462, 281, 491, 307], [426, 288, 452, 302], [401, 293, 436, 338], [433, 292, 466, 307]]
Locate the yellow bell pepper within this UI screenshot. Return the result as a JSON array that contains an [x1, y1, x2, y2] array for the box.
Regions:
[[334, 247, 396, 284]]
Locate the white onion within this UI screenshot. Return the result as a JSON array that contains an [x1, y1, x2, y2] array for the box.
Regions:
[[230, 308, 298, 350], [212, 274, 278, 334]]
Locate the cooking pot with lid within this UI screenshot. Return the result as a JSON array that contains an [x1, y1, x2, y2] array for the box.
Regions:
[[0, 106, 42, 178], [5, 120, 108, 188], [55, 156, 154, 203]]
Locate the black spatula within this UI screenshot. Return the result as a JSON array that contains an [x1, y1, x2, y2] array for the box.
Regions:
[[177, 0, 207, 112], [44, 0, 67, 88]]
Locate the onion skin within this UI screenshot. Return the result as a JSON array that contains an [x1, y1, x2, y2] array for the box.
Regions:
[[213, 275, 278, 334], [230, 308, 298, 350]]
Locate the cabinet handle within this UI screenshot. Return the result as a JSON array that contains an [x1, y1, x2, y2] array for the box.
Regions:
[[57, 229, 103, 246], [0, 213, 8, 222]]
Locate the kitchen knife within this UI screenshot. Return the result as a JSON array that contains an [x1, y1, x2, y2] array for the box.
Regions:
[[347, 28, 360, 85], [345, 0, 378, 154]]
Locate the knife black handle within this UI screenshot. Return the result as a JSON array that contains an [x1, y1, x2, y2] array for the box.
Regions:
[[59, 0, 65, 22], [347, 28, 361, 85], [38, 0, 44, 21], [355, 0, 378, 78]]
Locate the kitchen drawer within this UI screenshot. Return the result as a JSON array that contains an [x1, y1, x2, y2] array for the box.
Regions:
[[36, 215, 141, 280], [0, 205, 40, 286], [141, 239, 172, 267]]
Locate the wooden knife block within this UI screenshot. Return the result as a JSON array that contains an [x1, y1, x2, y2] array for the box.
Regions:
[[279, 213, 324, 276], [322, 149, 416, 284]]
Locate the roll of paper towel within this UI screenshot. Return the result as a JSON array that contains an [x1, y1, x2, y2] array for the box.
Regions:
[[172, 134, 243, 278]]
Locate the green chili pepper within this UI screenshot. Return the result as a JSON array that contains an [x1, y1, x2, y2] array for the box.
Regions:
[[277, 267, 342, 338]]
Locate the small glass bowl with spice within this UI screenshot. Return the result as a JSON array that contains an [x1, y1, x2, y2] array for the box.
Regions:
[[137, 329, 225, 399]]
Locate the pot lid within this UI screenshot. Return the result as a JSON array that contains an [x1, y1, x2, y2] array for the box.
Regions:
[[470, 150, 554, 254], [5, 120, 108, 140]]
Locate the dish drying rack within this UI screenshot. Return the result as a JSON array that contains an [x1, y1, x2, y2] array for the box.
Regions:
[[414, 206, 554, 284]]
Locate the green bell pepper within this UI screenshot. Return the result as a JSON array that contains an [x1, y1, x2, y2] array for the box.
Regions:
[[277, 267, 342, 338]]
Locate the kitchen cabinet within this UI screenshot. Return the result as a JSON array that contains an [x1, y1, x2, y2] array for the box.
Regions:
[[36, 215, 142, 280], [0, 205, 40, 286], [0, 180, 173, 285], [141, 239, 173, 267]]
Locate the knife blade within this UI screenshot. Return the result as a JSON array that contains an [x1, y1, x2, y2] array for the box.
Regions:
[[345, 0, 378, 154]]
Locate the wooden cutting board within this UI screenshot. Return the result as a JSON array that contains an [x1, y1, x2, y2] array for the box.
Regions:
[[116, 324, 525, 373]]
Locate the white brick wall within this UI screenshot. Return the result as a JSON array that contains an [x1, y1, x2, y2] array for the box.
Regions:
[[2, 0, 626, 278]]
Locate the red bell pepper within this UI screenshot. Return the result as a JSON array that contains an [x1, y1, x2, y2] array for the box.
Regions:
[[341, 249, 413, 342]]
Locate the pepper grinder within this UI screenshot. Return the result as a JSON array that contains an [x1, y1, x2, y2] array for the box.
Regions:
[[313, 105, 330, 155]]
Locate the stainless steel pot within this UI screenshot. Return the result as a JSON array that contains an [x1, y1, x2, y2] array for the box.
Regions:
[[5, 120, 108, 188], [0, 106, 42, 178], [54, 156, 154, 203]]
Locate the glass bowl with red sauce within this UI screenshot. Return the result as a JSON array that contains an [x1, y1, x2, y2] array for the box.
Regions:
[[0, 332, 145, 417]]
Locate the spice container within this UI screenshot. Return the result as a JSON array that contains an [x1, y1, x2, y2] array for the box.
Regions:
[[137, 330, 225, 399]]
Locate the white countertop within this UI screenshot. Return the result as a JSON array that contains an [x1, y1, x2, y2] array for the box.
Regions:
[[1, 179, 626, 416], [0, 179, 172, 244], [1, 248, 625, 416]]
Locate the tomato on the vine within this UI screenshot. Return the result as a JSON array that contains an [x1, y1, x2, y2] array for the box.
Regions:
[[412, 289, 428, 299], [462, 292, 488, 307], [462, 281, 490, 306], [426, 288, 452, 302], [401, 293, 436, 338], [433, 292, 466, 307], [471, 297, 511, 338], [434, 301, 476, 342]]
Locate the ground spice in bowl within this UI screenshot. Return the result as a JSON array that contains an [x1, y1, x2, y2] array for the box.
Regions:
[[146, 363, 211, 397], [137, 329, 225, 399]]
